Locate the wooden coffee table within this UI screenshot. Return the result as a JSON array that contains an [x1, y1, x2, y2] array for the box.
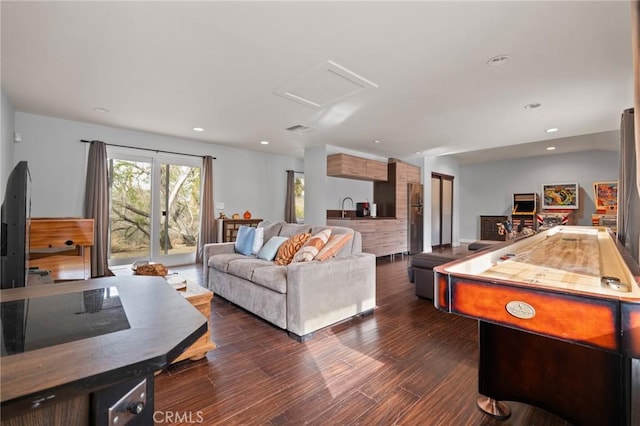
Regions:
[[170, 280, 217, 363], [109, 266, 217, 363]]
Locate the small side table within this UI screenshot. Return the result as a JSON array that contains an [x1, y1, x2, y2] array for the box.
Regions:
[[216, 218, 263, 242], [171, 282, 217, 363]]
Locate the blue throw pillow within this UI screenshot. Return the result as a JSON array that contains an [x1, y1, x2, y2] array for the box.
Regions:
[[257, 236, 288, 261], [235, 226, 256, 256]]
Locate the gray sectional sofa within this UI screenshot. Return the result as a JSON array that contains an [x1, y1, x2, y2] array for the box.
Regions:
[[202, 221, 376, 341]]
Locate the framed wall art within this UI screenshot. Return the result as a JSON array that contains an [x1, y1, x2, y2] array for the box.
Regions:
[[542, 182, 579, 210], [593, 181, 618, 211]]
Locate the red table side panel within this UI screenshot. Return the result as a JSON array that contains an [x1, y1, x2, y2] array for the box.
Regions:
[[450, 279, 619, 352], [622, 302, 640, 357], [434, 273, 449, 311]]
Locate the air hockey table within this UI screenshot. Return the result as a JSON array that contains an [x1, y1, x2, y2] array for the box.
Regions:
[[434, 226, 640, 425]]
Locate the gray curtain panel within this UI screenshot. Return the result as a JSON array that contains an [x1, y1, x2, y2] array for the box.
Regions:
[[83, 140, 110, 277], [197, 155, 215, 263], [618, 109, 639, 263], [285, 170, 296, 223]]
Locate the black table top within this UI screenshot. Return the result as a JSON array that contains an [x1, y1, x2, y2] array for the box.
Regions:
[[0, 276, 207, 412]]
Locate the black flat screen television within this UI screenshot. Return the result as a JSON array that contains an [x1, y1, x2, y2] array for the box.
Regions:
[[1, 161, 31, 289]]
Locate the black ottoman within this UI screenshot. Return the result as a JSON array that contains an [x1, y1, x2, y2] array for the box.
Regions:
[[409, 251, 472, 299], [408, 241, 500, 299]]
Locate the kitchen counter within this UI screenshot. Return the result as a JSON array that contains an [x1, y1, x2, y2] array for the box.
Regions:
[[327, 216, 396, 220], [326, 209, 395, 220], [0, 276, 207, 423], [327, 217, 405, 257]]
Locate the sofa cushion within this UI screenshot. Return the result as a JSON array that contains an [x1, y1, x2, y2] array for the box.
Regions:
[[257, 236, 288, 261], [312, 226, 356, 255], [259, 220, 285, 243], [279, 223, 311, 238], [209, 253, 250, 273], [252, 227, 265, 254], [292, 229, 331, 263], [251, 265, 288, 293], [315, 233, 353, 261], [275, 232, 311, 265], [227, 258, 274, 281], [235, 226, 255, 256]]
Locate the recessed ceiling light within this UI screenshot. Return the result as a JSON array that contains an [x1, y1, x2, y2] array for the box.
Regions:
[[546, 146, 556, 151], [546, 128, 559, 133], [486, 54, 511, 67], [193, 127, 204, 132], [260, 140, 269, 145], [524, 103, 541, 110], [373, 140, 381, 144], [93, 107, 109, 113]]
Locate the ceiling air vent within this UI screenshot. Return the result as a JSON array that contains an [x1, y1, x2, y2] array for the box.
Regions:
[[285, 124, 317, 133]]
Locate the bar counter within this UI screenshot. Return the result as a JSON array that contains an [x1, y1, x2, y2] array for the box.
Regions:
[[0, 276, 207, 424]]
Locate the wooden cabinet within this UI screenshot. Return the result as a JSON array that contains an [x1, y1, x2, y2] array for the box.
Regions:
[[216, 219, 262, 242], [480, 215, 508, 241], [365, 159, 388, 181], [327, 218, 405, 257], [372, 160, 421, 255], [327, 153, 388, 181], [29, 218, 94, 281]]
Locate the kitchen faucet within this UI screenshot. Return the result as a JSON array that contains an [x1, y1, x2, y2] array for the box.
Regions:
[[341, 197, 354, 218]]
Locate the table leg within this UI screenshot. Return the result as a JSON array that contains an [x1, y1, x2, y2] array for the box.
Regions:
[[476, 396, 511, 419]]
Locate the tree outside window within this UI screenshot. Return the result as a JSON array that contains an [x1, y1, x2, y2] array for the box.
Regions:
[[294, 173, 304, 223]]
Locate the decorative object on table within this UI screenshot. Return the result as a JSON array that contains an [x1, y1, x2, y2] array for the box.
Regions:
[[232, 213, 241, 219], [131, 260, 149, 269], [133, 263, 168, 276], [218, 212, 227, 219], [542, 182, 579, 209], [243, 210, 252, 219]]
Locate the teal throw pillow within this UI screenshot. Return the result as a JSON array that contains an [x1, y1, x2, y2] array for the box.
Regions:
[[235, 226, 256, 256], [257, 236, 288, 261]]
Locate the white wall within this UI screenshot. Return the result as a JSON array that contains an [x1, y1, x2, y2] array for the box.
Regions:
[[326, 177, 373, 211], [6, 109, 621, 247], [458, 149, 619, 241], [303, 145, 328, 226], [1, 91, 16, 201], [13, 112, 303, 220]]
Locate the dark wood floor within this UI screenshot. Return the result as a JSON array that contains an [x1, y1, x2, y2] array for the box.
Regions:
[[157, 257, 571, 425]]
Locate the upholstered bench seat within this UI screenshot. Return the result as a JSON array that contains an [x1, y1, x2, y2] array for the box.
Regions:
[[408, 241, 501, 299]]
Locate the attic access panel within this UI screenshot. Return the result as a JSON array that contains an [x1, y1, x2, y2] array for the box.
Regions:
[[274, 60, 378, 109]]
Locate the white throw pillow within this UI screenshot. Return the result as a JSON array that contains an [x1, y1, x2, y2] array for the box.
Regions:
[[251, 227, 265, 255]]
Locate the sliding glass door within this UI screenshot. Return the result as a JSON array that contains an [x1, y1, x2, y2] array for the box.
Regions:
[[107, 149, 201, 267]]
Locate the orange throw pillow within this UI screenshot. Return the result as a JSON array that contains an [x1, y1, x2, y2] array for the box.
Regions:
[[314, 233, 353, 261], [292, 229, 332, 263], [275, 232, 311, 265]]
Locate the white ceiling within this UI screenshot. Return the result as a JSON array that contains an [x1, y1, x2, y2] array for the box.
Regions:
[[1, 1, 633, 163]]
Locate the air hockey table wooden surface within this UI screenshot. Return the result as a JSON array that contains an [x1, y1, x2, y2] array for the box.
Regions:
[[434, 226, 640, 425]]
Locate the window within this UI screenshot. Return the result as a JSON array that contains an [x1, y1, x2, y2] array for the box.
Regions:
[[107, 148, 201, 266], [294, 172, 304, 223]]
